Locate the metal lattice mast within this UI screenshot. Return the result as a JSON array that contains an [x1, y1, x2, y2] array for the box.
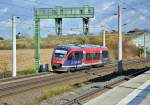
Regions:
[[34, 18, 40, 73]]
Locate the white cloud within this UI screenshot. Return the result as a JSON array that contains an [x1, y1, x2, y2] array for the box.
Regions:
[[139, 16, 146, 21], [67, 30, 80, 34], [126, 18, 132, 23], [92, 15, 117, 31], [100, 15, 117, 25], [102, 1, 115, 11], [95, 1, 115, 14], [12, 0, 39, 8], [29, 0, 37, 1], [0, 19, 34, 34], [138, 16, 150, 23], [0, 8, 8, 14], [17, 20, 34, 31], [0, 20, 11, 30], [91, 16, 96, 22], [127, 10, 136, 15], [40, 19, 55, 29], [126, 15, 149, 27]]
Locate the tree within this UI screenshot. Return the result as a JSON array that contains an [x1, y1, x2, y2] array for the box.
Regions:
[[16, 34, 21, 39], [0, 37, 4, 40], [16, 34, 32, 40]]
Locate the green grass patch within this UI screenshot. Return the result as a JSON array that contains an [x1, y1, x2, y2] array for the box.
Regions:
[[0, 68, 36, 79], [45, 85, 73, 98], [17, 68, 35, 76]]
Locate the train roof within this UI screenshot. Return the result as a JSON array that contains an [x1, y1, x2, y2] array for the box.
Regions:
[[57, 44, 107, 49]]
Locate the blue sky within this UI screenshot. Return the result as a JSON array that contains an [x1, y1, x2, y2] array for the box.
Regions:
[[0, 0, 149, 39]]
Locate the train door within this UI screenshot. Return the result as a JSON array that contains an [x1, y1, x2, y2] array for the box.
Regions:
[[100, 51, 102, 62], [74, 51, 83, 67], [102, 50, 109, 64], [64, 51, 83, 67]]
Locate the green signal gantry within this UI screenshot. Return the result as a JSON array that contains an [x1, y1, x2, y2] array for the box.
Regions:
[[34, 6, 94, 72]]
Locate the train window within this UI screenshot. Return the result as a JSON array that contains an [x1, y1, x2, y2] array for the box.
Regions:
[[86, 53, 101, 60], [102, 50, 108, 58], [75, 52, 80, 58], [54, 50, 68, 59], [86, 53, 93, 60], [100, 53, 102, 60], [68, 51, 83, 60], [74, 51, 83, 59], [93, 53, 100, 59], [55, 46, 70, 52], [68, 52, 75, 60]]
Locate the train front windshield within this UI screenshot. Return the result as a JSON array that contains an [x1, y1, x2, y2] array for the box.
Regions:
[[54, 50, 68, 59]]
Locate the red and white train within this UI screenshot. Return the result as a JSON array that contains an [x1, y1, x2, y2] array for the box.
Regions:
[[51, 44, 109, 72]]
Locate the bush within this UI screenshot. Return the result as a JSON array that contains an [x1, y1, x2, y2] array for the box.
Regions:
[[0, 37, 4, 40]]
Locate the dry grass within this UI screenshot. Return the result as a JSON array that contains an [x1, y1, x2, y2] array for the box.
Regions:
[[0, 35, 141, 74], [32, 83, 87, 105], [0, 49, 53, 74]]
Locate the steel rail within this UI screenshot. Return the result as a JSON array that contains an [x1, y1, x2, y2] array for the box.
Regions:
[[0, 59, 149, 99], [0, 68, 115, 98], [0, 72, 51, 82]]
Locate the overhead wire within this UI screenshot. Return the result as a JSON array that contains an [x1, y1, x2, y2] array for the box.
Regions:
[[121, 1, 150, 21], [0, 0, 118, 30], [0, 0, 78, 31], [115, 0, 150, 31], [22, 0, 50, 7], [0, 0, 148, 34], [0, 1, 54, 31], [0, 1, 33, 11]]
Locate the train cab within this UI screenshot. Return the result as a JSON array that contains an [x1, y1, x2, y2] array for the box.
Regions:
[[51, 46, 70, 69]]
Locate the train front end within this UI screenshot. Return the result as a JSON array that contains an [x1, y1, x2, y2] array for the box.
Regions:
[[51, 46, 70, 71]]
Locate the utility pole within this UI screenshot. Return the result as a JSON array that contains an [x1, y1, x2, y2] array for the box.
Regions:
[[144, 33, 147, 58], [103, 27, 106, 47], [118, 5, 123, 74], [12, 16, 16, 77]]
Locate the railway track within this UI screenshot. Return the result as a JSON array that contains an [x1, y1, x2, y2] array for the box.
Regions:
[[61, 67, 150, 105], [0, 72, 52, 83], [0, 68, 115, 98], [0, 58, 150, 100]]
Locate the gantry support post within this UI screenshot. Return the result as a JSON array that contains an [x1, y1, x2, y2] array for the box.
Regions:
[[34, 19, 40, 73], [83, 18, 89, 36], [55, 18, 62, 37]]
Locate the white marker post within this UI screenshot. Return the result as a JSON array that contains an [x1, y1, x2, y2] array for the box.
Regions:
[[12, 16, 16, 77], [118, 5, 123, 74], [103, 27, 106, 47], [144, 33, 147, 58]]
